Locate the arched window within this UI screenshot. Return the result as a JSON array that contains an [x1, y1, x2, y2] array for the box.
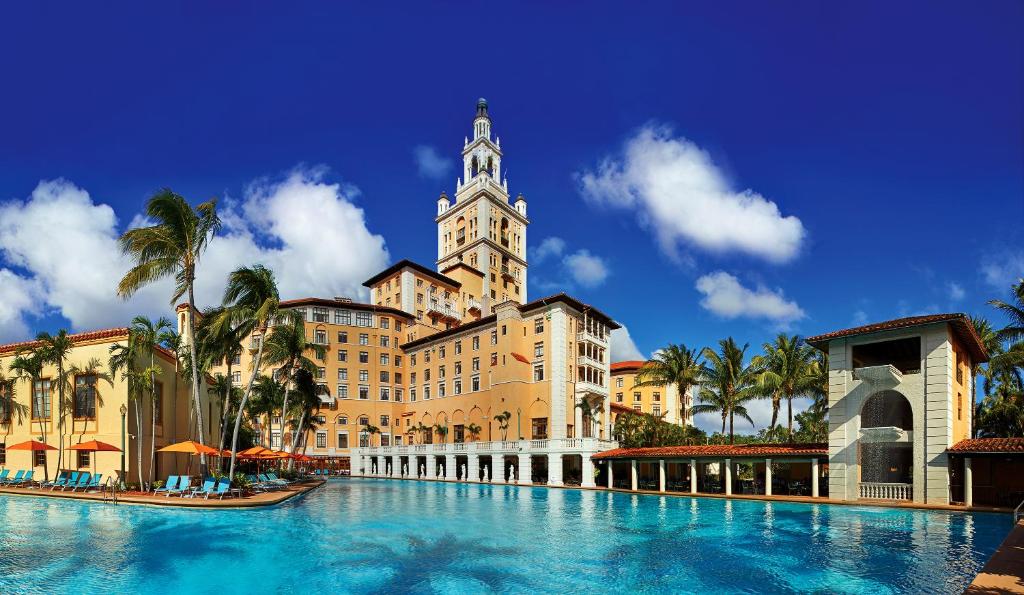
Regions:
[[337, 415, 348, 425], [862, 390, 912, 429], [358, 415, 369, 426]]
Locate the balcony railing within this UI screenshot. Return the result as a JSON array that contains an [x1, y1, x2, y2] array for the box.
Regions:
[[500, 265, 517, 280], [859, 482, 912, 500], [355, 437, 617, 457], [577, 329, 608, 346], [427, 300, 460, 321], [467, 299, 482, 313]]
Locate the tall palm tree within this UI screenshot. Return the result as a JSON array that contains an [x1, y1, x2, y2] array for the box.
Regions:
[[248, 375, 283, 447], [196, 306, 245, 456], [109, 337, 154, 488], [751, 334, 819, 440], [633, 343, 704, 425], [220, 264, 282, 480], [287, 368, 321, 457], [494, 410, 512, 441], [988, 281, 1024, 375], [118, 189, 221, 473], [969, 316, 1002, 437], [132, 316, 174, 485], [9, 352, 45, 461], [34, 331, 76, 474], [262, 311, 325, 455], [696, 338, 757, 444]]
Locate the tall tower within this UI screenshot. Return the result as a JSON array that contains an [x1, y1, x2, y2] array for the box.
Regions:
[[437, 98, 529, 313]]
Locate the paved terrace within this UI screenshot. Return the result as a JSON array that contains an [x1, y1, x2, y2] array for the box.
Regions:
[[966, 520, 1024, 594], [0, 479, 324, 508]]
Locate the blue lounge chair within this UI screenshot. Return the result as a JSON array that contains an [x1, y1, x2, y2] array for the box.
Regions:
[[77, 474, 103, 492], [63, 472, 89, 491], [187, 478, 216, 498], [211, 479, 235, 499], [10, 470, 33, 486], [245, 474, 268, 492], [49, 471, 75, 490], [264, 473, 289, 486], [169, 477, 191, 497], [0, 469, 10, 484], [260, 474, 285, 489], [42, 470, 70, 489], [1, 470, 23, 485], [153, 475, 179, 495]]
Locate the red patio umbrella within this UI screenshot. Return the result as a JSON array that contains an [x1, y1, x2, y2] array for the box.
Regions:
[[7, 440, 57, 481], [69, 440, 121, 482]]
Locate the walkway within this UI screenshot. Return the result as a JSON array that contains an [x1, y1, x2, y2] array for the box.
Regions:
[[0, 479, 324, 508], [966, 520, 1024, 594]]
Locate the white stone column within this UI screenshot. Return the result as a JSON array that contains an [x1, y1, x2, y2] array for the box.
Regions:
[[607, 460, 615, 489], [630, 459, 638, 491], [811, 458, 820, 498], [964, 457, 973, 507], [658, 459, 666, 492], [690, 459, 697, 494], [582, 455, 595, 488], [445, 454, 456, 480], [391, 456, 399, 477], [467, 454, 479, 483], [517, 454, 532, 485], [724, 458, 732, 495], [547, 453, 563, 486], [765, 459, 773, 496]]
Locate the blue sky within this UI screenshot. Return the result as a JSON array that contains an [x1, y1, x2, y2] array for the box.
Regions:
[[0, 2, 1021, 429]]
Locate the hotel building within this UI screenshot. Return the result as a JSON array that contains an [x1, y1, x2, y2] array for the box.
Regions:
[[609, 360, 692, 425], [209, 99, 620, 486], [0, 328, 217, 486]]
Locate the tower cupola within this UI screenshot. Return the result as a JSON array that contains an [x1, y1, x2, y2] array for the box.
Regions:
[[473, 98, 491, 140]]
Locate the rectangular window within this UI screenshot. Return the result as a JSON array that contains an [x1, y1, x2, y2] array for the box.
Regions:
[[534, 342, 544, 358], [396, 321, 402, 332], [358, 369, 368, 382], [472, 376, 480, 391], [531, 418, 548, 440], [653, 392, 661, 402], [535, 318, 544, 334], [232, 371, 241, 384], [472, 336, 480, 350], [455, 340, 462, 355], [0, 443, 5, 465], [454, 362, 462, 376], [337, 331, 348, 343], [395, 372, 403, 384], [338, 384, 349, 399], [454, 379, 462, 395], [616, 377, 623, 388], [395, 388, 403, 402], [472, 357, 480, 372], [380, 317, 389, 330], [380, 336, 389, 348], [380, 387, 390, 401], [425, 351, 431, 363], [439, 365, 446, 379], [32, 379, 52, 420], [313, 307, 328, 322], [337, 433, 349, 449], [338, 368, 348, 381], [411, 372, 417, 384], [356, 312, 372, 327], [359, 333, 369, 346], [380, 415, 390, 427], [380, 371, 389, 383], [424, 385, 431, 400], [616, 392, 623, 403], [314, 329, 327, 345], [439, 346, 446, 359], [653, 405, 661, 417], [74, 375, 97, 419], [358, 385, 369, 400], [411, 354, 417, 366], [633, 404, 642, 412], [359, 433, 369, 448], [77, 450, 91, 468], [533, 364, 544, 381], [490, 330, 498, 345], [490, 353, 497, 366], [410, 388, 417, 402], [316, 432, 327, 448], [338, 350, 348, 363], [34, 450, 46, 467], [380, 353, 390, 366], [958, 393, 962, 420], [634, 392, 642, 402], [380, 434, 391, 447], [438, 383, 446, 398], [359, 351, 369, 364], [317, 367, 326, 379]]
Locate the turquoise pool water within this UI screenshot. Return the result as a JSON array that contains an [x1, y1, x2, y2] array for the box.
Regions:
[[0, 478, 1008, 594]]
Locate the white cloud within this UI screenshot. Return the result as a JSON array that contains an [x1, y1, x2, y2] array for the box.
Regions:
[[981, 250, 1024, 289], [947, 282, 965, 302], [610, 325, 644, 362], [563, 249, 610, 288], [692, 396, 813, 435], [531, 237, 566, 264], [695, 271, 805, 325], [0, 168, 390, 342], [851, 310, 869, 326], [577, 124, 805, 263], [413, 145, 453, 179]]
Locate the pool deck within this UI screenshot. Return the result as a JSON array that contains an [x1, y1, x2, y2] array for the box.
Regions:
[[0, 479, 324, 508], [966, 520, 1024, 594]]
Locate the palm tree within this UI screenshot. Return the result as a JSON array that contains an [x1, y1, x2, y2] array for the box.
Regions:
[[9, 352, 45, 463], [434, 423, 449, 444], [0, 363, 28, 435], [287, 369, 322, 458], [989, 279, 1024, 345], [751, 334, 819, 440], [494, 410, 512, 441], [633, 343, 704, 424], [466, 423, 482, 441], [363, 424, 380, 447], [969, 316, 1002, 437], [695, 338, 757, 444], [118, 189, 221, 473], [196, 306, 245, 456], [574, 396, 604, 438], [220, 265, 281, 480], [248, 375, 283, 447], [109, 338, 154, 488], [262, 311, 325, 456], [132, 316, 174, 485], [34, 331, 76, 474]]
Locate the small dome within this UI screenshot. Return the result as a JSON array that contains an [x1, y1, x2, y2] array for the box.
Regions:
[[477, 98, 487, 107]]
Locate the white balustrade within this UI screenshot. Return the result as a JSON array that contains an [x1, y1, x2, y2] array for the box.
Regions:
[[859, 482, 912, 500]]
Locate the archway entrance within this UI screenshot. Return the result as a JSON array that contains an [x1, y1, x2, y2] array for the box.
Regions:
[[859, 390, 913, 500]]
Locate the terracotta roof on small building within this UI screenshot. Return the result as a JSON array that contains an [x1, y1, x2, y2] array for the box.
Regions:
[[362, 259, 461, 289], [0, 327, 130, 355], [806, 313, 988, 363], [592, 443, 828, 459], [948, 438, 1024, 454], [611, 360, 646, 373]]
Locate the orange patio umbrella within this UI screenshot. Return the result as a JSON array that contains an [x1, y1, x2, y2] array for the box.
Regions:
[[7, 440, 57, 451], [237, 446, 271, 458], [156, 440, 219, 455], [69, 440, 121, 481]]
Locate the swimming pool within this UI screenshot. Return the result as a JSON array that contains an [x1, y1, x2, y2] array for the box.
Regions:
[[0, 479, 1008, 594]]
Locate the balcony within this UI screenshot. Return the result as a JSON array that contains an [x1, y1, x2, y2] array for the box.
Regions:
[[575, 378, 607, 396], [577, 329, 608, 348], [467, 299, 482, 314], [354, 437, 617, 459], [854, 364, 903, 386], [500, 235, 510, 248], [427, 300, 460, 321], [859, 482, 912, 501], [456, 228, 466, 246], [501, 265, 517, 281], [577, 353, 604, 369]]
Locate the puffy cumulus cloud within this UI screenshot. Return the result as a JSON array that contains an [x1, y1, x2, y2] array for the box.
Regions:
[[577, 125, 805, 263], [0, 168, 390, 342], [564, 249, 610, 288], [981, 250, 1024, 289], [695, 271, 805, 325], [531, 236, 566, 264], [692, 396, 813, 435], [413, 145, 453, 179], [610, 325, 644, 362]]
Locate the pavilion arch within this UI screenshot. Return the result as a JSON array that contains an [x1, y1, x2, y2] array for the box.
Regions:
[[858, 390, 914, 486], [468, 406, 484, 426], [451, 409, 467, 425]]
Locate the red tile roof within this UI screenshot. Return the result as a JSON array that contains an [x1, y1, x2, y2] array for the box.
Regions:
[[611, 360, 646, 373], [0, 327, 130, 355], [806, 313, 988, 363], [948, 438, 1024, 454], [593, 443, 828, 459]]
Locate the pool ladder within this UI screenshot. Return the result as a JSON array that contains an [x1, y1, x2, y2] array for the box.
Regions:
[[1015, 499, 1024, 526], [101, 477, 119, 505]]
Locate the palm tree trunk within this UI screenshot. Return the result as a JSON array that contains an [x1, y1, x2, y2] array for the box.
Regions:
[[219, 359, 234, 466], [720, 413, 726, 435], [55, 363, 65, 474], [291, 409, 307, 469], [279, 362, 293, 452], [136, 399, 144, 488], [149, 361, 156, 486], [729, 410, 735, 444], [770, 395, 780, 429], [186, 284, 207, 474], [228, 332, 266, 481], [787, 394, 794, 441]]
